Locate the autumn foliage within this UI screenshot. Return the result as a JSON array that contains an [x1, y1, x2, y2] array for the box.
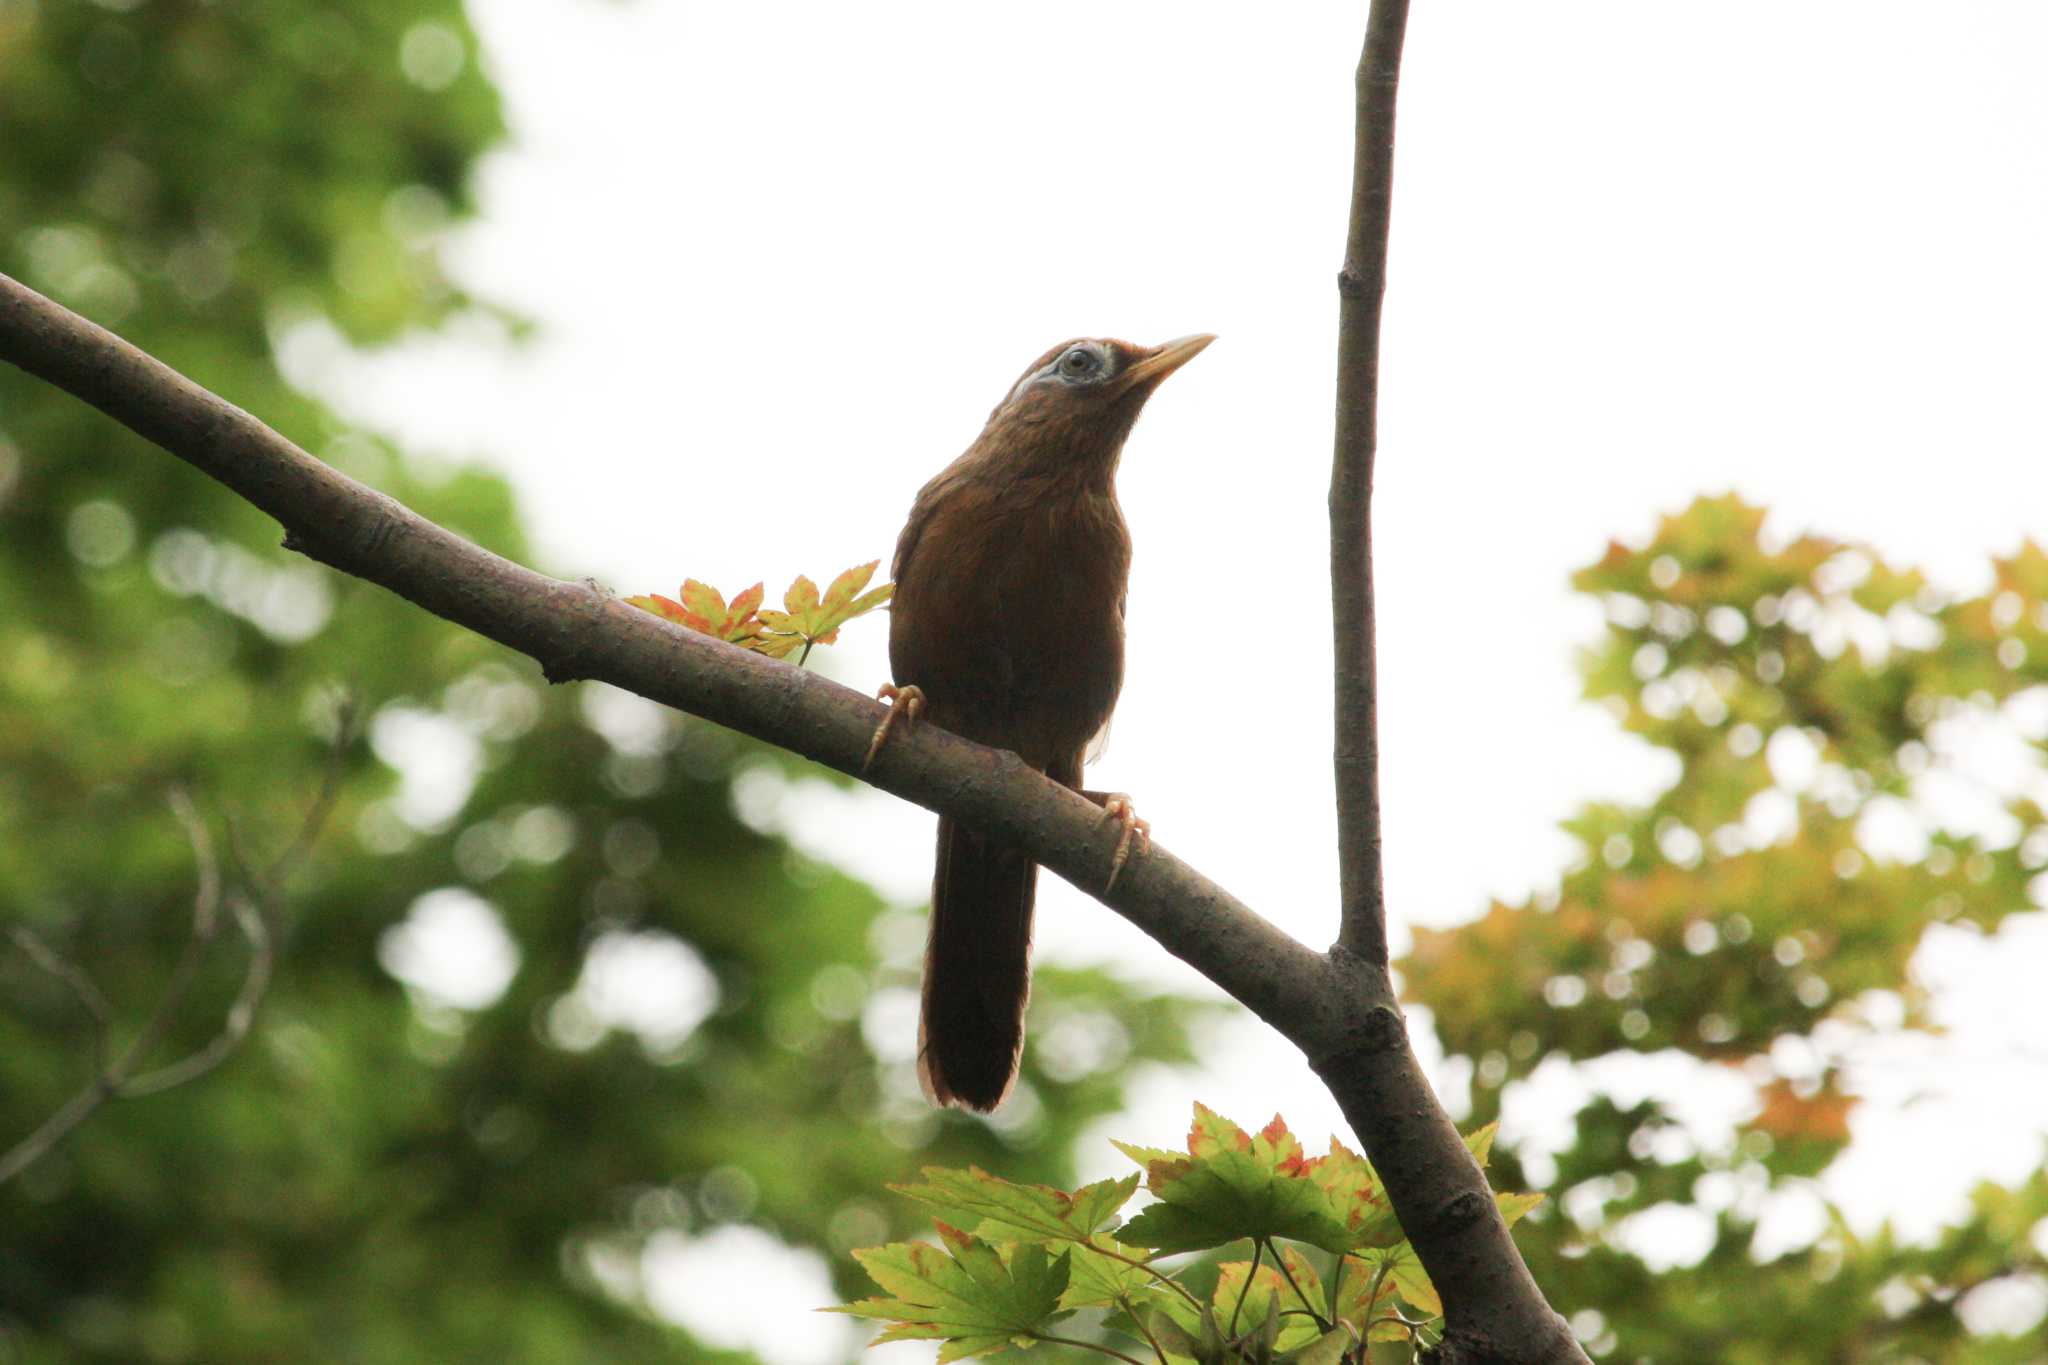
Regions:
[[627, 561, 893, 664]]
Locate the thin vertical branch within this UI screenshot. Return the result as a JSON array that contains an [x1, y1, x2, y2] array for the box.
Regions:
[[1331, 0, 1411, 966]]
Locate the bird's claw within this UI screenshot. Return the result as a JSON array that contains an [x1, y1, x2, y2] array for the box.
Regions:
[[1096, 794, 1151, 892], [862, 683, 925, 770]]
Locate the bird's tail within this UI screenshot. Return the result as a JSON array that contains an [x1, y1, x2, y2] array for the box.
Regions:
[[918, 816, 1036, 1111]]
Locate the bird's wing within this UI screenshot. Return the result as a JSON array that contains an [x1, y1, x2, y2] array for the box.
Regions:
[[1084, 716, 1113, 765]]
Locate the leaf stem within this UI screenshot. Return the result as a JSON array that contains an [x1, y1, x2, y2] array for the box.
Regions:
[[1032, 1332, 1148, 1365], [1230, 1238, 1265, 1337], [1360, 1255, 1393, 1329], [1115, 1293, 1172, 1365], [1270, 1243, 1333, 1333], [1081, 1238, 1204, 1311]]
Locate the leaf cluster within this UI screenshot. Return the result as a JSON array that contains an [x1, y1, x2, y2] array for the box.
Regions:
[[626, 561, 891, 665], [830, 1106, 1540, 1363]]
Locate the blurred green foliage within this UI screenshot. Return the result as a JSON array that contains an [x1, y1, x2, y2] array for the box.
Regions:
[[1403, 495, 2048, 1361], [0, 5, 1205, 1362]]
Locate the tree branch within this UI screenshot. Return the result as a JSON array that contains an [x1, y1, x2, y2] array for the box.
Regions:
[[3, 240, 1579, 1352], [0, 714, 354, 1184], [1331, 0, 1407, 969], [0, 267, 1327, 1041], [7, 925, 113, 1078], [1319, 7, 1587, 1359], [0, 792, 228, 1184]]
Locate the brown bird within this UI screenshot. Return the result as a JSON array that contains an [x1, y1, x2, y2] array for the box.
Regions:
[[868, 332, 1214, 1111]]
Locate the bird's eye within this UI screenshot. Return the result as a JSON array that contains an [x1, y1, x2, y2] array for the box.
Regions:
[[1060, 347, 1100, 376]]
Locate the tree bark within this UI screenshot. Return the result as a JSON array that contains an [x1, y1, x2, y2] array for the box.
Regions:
[[1323, 5, 1584, 1359]]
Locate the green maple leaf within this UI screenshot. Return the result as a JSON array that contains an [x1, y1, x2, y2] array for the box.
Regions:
[[1285, 1327, 1357, 1365], [1115, 1106, 1354, 1255], [827, 1223, 1072, 1361], [1495, 1190, 1545, 1228], [893, 1166, 1138, 1244], [1301, 1138, 1402, 1249], [1210, 1247, 1327, 1351], [891, 1167, 1151, 1311], [1060, 1237, 1155, 1309], [1377, 1242, 1440, 1319], [1338, 1187, 1539, 1336], [1332, 1248, 1413, 1344]]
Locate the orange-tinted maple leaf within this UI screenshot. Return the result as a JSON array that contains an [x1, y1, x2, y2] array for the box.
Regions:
[[626, 579, 765, 645]]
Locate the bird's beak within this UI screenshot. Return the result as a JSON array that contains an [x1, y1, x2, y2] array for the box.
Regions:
[[1117, 333, 1217, 391]]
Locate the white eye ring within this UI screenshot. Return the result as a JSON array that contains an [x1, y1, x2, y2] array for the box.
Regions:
[[1060, 347, 1099, 376]]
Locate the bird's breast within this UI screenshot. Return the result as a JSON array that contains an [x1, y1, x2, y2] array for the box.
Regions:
[[891, 481, 1130, 764]]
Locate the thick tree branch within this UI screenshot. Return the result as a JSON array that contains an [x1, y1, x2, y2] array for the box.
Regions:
[[0, 268, 1328, 1044], [1331, 0, 1407, 969], [4, 246, 1579, 1353]]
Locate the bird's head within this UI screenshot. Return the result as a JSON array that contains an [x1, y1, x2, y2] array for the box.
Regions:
[[976, 333, 1215, 480]]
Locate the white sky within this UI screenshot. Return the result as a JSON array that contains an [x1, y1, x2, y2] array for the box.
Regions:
[[307, 3, 2048, 1358]]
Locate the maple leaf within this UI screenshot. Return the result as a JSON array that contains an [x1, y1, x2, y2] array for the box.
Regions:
[[893, 1166, 1138, 1245], [624, 579, 765, 646], [756, 560, 893, 662], [890, 1167, 1152, 1311], [1303, 1138, 1402, 1249], [747, 632, 806, 660], [830, 1107, 1539, 1361], [1333, 1248, 1417, 1344], [626, 562, 892, 665], [1114, 1105, 1354, 1254], [1335, 1188, 1541, 1337], [826, 1222, 1072, 1361], [1059, 1237, 1154, 1310], [1210, 1247, 1328, 1352]]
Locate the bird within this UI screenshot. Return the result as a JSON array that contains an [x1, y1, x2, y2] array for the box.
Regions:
[[866, 332, 1214, 1111]]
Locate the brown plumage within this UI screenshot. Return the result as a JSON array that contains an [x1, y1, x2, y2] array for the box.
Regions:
[[882, 333, 1213, 1110]]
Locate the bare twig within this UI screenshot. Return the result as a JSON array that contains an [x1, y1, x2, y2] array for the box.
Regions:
[[0, 1087, 111, 1186], [1331, 0, 1409, 970], [170, 786, 221, 936], [0, 721, 354, 1184], [107, 788, 230, 1086], [7, 926, 112, 1076], [120, 892, 272, 1097], [0, 791, 227, 1184], [256, 694, 361, 890]]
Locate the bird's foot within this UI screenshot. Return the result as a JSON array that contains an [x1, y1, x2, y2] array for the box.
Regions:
[[862, 683, 926, 770], [1090, 793, 1151, 892]]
